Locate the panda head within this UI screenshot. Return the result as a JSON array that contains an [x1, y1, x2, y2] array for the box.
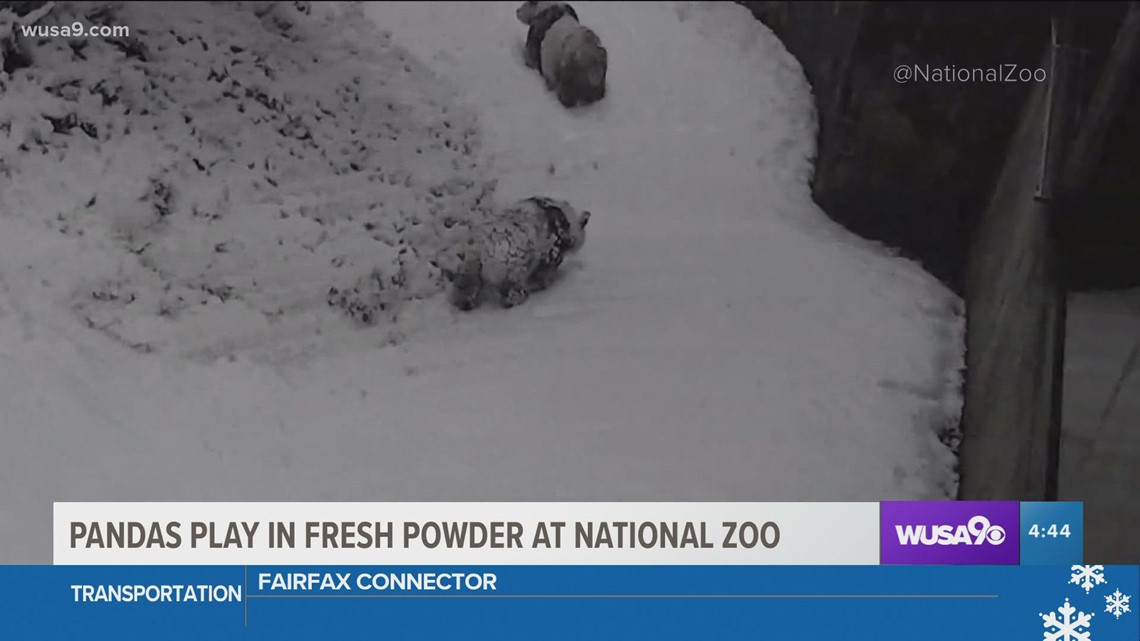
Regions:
[[516, 1, 576, 25], [532, 197, 589, 254], [564, 207, 589, 253]]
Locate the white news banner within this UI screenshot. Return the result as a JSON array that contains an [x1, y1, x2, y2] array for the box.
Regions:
[[54, 502, 881, 565]]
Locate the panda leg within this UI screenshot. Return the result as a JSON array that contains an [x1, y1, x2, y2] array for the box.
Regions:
[[524, 30, 540, 69], [450, 262, 484, 311], [452, 284, 481, 311], [584, 81, 605, 103], [527, 266, 558, 293], [557, 83, 576, 107]]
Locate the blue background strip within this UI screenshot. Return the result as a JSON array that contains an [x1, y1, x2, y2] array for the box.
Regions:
[[0, 565, 1135, 640]]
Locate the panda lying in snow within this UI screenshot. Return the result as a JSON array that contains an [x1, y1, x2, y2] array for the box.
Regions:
[[447, 196, 590, 311], [516, 1, 607, 107]]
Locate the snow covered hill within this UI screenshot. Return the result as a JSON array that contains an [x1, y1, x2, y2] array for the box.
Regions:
[[0, 1, 963, 562]]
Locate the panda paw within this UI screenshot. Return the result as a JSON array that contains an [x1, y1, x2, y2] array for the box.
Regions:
[[557, 87, 576, 108], [450, 285, 481, 312]]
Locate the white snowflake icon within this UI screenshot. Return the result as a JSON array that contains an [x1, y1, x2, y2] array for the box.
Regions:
[[1070, 565, 1108, 594], [1041, 598, 1095, 641], [1105, 589, 1132, 619]]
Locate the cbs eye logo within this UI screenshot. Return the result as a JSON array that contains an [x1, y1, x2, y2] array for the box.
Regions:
[[969, 516, 1006, 545]]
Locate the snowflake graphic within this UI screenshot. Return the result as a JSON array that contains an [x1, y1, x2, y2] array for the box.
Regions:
[[1105, 589, 1132, 619], [1070, 565, 1108, 595], [1041, 598, 1095, 641]]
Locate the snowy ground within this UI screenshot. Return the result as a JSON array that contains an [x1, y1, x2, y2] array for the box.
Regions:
[[0, 1, 963, 563], [1060, 289, 1140, 563]]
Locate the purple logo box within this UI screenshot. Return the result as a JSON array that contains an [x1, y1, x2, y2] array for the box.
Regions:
[[880, 501, 1020, 565]]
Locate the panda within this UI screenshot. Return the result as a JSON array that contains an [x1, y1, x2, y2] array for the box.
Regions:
[[516, 0, 578, 74], [448, 196, 590, 311], [515, 1, 607, 107]]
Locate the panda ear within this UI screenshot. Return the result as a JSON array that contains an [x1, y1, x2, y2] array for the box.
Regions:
[[517, 1, 540, 23], [580, 211, 591, 227]]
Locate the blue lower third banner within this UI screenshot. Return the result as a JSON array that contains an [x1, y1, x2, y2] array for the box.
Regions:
[[1, 565, 1138, 640]]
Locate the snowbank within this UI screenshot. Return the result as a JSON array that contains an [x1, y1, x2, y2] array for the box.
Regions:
[[2, 1, 497, 362]]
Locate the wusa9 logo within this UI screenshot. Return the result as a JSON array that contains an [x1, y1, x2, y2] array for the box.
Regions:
[[880, 502, 1019, 565], [894, 516, 1007, 546]]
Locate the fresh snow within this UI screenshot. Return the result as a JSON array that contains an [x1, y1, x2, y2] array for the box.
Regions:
[[0, 1, 963, 563]]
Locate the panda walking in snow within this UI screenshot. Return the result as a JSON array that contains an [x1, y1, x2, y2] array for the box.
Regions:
[[448, 196, 590, 311], [516, 1, 608, 107]]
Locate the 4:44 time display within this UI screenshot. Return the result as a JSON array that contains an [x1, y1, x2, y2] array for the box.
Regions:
[[1028, 523, 1071, 538]]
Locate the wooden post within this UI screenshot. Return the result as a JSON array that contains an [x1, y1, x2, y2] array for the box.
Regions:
[[957, 49, 1054, 500], [1060, 1, 1140, 193], [957, 14, 1075, 501], [1040, 9, 1078, 501], [959, 3, 1139, 502]]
